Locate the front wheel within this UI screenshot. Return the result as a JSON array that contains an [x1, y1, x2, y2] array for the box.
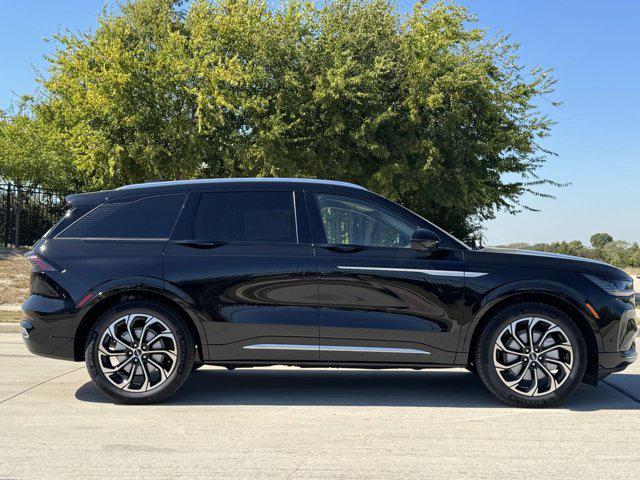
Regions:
[[474, 302, 587, 408], [85, 300, 195, 404]]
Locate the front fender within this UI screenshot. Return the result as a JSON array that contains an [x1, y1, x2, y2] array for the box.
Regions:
[[460, 279, 603, 354]]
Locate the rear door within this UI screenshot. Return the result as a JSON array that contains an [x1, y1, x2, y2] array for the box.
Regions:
[[306, 189, 465, 365], [163, 188, 319, 362]]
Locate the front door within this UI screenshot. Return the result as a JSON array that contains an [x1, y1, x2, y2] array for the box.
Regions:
[[164, 189, 319, 362], [306, 190, 465, 365]]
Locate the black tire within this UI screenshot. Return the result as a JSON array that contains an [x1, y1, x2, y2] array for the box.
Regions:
[[474, 302, 587, 408], [85, 300, 195, 405]]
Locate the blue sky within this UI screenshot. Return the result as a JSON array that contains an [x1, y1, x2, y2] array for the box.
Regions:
[[1, 1, 638, 246]]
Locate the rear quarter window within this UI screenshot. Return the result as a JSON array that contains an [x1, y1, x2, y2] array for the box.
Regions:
[[57, 194, 186, 240], [43, 206, 93, 239]]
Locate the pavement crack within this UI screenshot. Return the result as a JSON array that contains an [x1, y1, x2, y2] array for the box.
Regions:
[[0, 366, 85, 404], [602, 380, 640, 405]]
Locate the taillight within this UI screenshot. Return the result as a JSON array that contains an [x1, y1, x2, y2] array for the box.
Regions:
[[25, 252, 57, 272]]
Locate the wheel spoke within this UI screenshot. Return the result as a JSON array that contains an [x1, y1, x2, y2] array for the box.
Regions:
[[139, 316, 161, 345], [120, 364, 138, 390], [509, 322, 527, 350], [146, 332, 174, 347], [535, 326, 561, 349], [538, 343, 572, 355], [107, 322, 132, 350], [147, 358, 169, 383], [495, 359, 524, 372], [545, 358, 572, 376], [99, 345, 127, 357], [527, 317, 540, 350], [101, 355, 134, 373], [525, 368, 539, 396], [537, 362, 558, 392], [139, 361, 151, 392], [504, 363, 531, 387], [495, 337, 527, 357], [125, 314, 136, 344], [146, 349, 177, 360]]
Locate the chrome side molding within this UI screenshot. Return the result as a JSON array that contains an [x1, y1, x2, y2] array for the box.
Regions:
[[337, 266, 488, 278], [243, 344, 430, 355]]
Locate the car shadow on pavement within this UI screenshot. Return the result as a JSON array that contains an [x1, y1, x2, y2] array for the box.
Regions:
[[75, 368, 640, 410]]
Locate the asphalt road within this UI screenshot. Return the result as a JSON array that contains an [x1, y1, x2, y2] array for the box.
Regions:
[[1, 333, 639, 480]]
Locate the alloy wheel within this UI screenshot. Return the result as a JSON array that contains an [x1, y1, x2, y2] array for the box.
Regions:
[[97, 313, 178, 392], [493, 317, 574, 397]]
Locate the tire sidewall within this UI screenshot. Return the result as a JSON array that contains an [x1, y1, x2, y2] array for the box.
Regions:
[[85, 300, 194, 404], [476, 303, 587, 407]]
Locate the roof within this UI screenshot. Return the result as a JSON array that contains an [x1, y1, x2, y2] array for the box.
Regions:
[[66, 177, 368, 205], [116, 178, 368, 191]]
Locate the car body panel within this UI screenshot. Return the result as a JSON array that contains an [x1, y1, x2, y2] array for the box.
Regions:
[[163, 241, 319, 361]]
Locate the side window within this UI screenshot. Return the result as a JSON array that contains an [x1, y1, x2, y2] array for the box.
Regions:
[[193, 191, 297, 243], [58, 194, 185, 239], [315, 193, 416, 248]]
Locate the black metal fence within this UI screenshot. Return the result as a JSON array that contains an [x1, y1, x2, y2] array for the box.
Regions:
[[1, 183, 69, 247]]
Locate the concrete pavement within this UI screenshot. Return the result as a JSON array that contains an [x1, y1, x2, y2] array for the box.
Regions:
[[1, 333, 639, 480]]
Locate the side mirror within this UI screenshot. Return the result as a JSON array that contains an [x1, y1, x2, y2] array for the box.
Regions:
[[411, 228, 441, 251]]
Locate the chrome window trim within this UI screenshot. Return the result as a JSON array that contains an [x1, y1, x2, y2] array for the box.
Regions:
[[292, 190, 299, 243], [55, 237, 169, 242]]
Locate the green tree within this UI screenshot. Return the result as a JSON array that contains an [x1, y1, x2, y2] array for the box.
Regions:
[[509, 235, 640, 269], [0, 103, 78, 245], [30, 0, 559, 239], [590, 232, 614, 249], [0, 108, 74, 191]]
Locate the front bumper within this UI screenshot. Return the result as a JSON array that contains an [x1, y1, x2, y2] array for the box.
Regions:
[[597, 301, 637, 380], [598, 343, 637, 379]]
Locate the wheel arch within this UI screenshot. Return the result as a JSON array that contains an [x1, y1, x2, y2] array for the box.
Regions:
[[73, 285, 207, 363], [464, 291, 601, 385]]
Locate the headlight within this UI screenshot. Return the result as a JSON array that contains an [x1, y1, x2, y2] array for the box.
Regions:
[[583, 274, 634, 297]]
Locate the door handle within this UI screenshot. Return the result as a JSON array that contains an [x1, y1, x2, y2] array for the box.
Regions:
[[174, 240, 224, 249], [321, 245, 366, 253]]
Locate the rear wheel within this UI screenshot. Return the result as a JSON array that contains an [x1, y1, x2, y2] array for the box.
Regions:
[[85, 300, 195, 404], [474, 302, 587, 408]]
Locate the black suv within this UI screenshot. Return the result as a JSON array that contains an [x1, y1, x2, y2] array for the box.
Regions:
[[22, 178, 637, 406]]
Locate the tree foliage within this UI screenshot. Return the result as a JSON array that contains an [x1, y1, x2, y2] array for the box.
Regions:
[[590, 232, 613, 249], [0, 103, 76, 191], [4, 0, 560, 239], [507, 234, 640, 269]]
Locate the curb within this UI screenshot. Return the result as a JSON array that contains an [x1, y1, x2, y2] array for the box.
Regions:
[[0, 323, 22, 333], [0, 304, 22, 312]]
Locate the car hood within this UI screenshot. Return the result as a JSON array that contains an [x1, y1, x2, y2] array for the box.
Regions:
[[466, 247, 631, 280]]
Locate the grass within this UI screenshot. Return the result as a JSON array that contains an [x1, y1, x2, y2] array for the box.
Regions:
[[0, 311, 21, 323], [0, 248, 31, 306]]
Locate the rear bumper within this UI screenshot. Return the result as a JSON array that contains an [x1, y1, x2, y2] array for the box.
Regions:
[[21, 295, 78, 361], [21, 319, 75, 360]]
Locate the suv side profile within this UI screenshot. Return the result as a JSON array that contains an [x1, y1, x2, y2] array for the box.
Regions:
[[22, 178, 637, 407]]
